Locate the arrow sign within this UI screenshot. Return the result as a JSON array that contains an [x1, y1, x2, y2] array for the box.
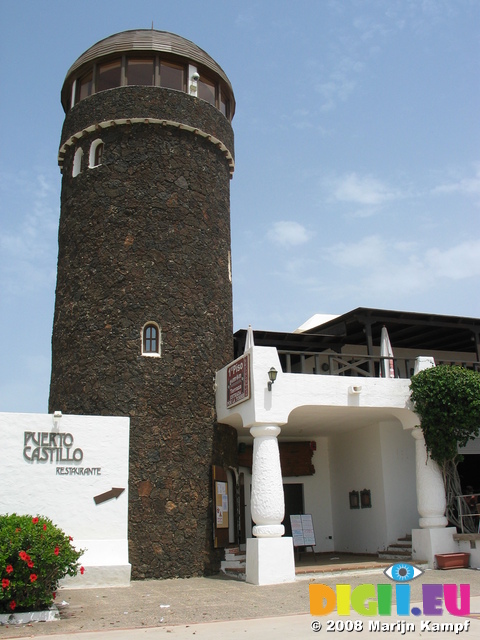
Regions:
[[93, 487, 125, 505]]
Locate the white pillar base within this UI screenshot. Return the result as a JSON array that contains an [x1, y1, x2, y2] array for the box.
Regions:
[[246, 537, 295, 585], [412, 527, 457, 568]]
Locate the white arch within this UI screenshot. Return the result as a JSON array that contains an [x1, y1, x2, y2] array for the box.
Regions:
[[72, 147, 83, 177], [89, 139, 104, 168]]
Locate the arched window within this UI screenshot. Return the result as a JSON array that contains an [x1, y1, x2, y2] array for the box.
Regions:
[[142, 322, 161, 357], [72, 147, 84, 177], [89, 139, 104, 168]]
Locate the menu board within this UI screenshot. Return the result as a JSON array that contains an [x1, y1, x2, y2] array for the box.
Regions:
[[215, 480, 229, 529], [226, 354, 250, 408], [290, 514, 316, 547]]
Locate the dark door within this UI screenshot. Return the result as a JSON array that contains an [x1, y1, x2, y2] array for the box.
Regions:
[[282, 483, 304, 537]]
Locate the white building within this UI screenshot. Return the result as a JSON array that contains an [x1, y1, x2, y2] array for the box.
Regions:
[[215, 307, 480, 584]]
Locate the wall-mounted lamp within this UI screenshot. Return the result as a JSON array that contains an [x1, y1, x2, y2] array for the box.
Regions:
[[267, 367, 277, 391], [53, 410, 62, 432]]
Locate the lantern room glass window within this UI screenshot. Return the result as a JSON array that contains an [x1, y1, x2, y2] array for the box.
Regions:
[[76, 71, 93, 103], [97, 59, 122, 92], [220, 89, 230, 118], [67, 54, 233, 121], [160, 61, 184, 91], [198, 75, 216, 106], [127, 58, 155, 86]]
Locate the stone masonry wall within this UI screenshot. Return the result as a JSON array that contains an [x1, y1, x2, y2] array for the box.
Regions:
[[50, 87, 237, 579]]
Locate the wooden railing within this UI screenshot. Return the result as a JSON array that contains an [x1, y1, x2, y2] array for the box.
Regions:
[[277, 351, 480, 379]]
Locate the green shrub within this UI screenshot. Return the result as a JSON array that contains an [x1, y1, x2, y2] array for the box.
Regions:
[[410, 364, 480, 465], [0, 514, 84, 613]]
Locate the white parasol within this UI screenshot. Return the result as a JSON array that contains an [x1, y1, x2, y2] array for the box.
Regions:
[[380, 325, 395, 378], [244, 324, 255, 353]]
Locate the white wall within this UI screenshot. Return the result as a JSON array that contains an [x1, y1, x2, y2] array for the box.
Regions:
[[240, 438, 335, 553], [283, 438, 335, 553], [0, 412, 130, 587], [380, 421, 418, 542], [216, 346, 416, 431], [330, 423, 388, 553], [329, 421, 418, 554]]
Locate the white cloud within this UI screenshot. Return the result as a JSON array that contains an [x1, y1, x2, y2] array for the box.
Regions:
[[267, 221, 311, 247], [325, 235, 387, 268], [432, 166, 480, 200], [322, 235, 480, 300], [425, 240, 480, 280], [330, 172, 397, 206], [0, 170, 59, 296]]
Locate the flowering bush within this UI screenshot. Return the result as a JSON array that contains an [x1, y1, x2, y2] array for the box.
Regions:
[[0, 514, 84, 613]]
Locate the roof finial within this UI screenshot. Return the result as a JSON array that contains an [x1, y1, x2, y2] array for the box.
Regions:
[[151, 21, 154, 30]]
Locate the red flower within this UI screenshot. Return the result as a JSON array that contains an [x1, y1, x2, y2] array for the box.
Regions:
[[15, 528, 21, 533], [30, 574, 37, 583], [2, 579, 9, 589], [52, 592, 56, 600], [43, 524, 47, 531], [54, 546, 60, 556], [19, 551, 28, 561], [27, 560, 35, 568], [69, 536, 73, 541], [9, 601, 16, 611], [32, 517, 39, 524], [6, 565, 13, 574], [80, 566, 85, 575]]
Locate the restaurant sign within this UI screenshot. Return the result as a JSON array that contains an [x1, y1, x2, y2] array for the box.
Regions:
[[226, 354, 250, 408]]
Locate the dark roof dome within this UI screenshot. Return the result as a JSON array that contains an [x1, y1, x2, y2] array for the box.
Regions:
[[63, 29, 233, 91]]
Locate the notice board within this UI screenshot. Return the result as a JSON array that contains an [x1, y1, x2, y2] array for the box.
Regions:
[[290, 514, 316, 548], [215, 480, 229, 529]]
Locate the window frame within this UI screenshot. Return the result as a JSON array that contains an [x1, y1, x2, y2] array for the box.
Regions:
[[142, 322, 161, 357], [72, 147, 84, 177], [68, 54, 233, 121], [89, 139, 104, 168]]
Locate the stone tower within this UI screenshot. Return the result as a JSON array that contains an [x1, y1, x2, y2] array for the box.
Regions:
[[49, 30, 237, 579]]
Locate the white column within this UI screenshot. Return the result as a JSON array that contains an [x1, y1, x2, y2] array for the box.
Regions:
[[412, 427, 448, 528], [250, 425, 285, 537], [246, 424, 295, 584]]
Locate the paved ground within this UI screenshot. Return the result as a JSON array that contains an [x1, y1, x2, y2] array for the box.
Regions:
[[1, 565, 480, 639]]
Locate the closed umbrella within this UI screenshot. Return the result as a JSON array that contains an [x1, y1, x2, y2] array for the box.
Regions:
[[380, 325, 395, 378], [244, 324, 255, 353]]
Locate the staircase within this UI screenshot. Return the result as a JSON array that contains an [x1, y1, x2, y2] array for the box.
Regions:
[[378, 534, 412, 561], [220, 546, 246, 580]]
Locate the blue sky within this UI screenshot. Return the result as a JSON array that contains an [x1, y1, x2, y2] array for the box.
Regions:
[[1, 0, 479, 412]]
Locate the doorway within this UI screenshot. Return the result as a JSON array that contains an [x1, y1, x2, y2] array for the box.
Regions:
[[282, 483, 304, 537]]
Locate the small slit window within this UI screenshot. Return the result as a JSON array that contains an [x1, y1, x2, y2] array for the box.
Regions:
[[89, 139, 104, 168], [142, 323, 161, 357], [72, 147, 84, 177]]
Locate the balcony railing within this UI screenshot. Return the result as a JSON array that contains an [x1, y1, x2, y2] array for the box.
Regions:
[[457, 493, 480, 534], [277, 351, 480, 379]]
